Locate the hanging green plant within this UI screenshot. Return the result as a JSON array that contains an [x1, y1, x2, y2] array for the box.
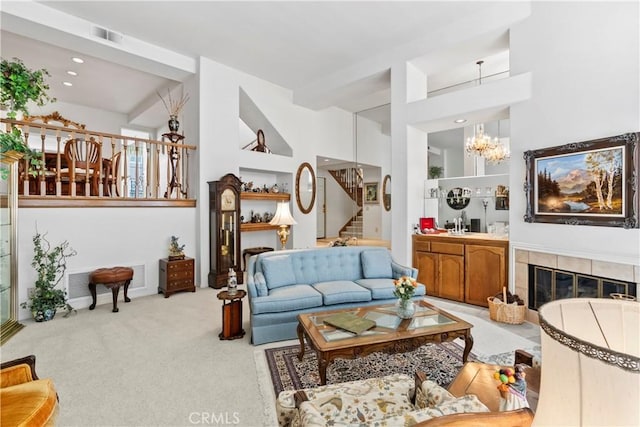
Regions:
[[1, 57, 55, 119], [0, 57, 54, 175]]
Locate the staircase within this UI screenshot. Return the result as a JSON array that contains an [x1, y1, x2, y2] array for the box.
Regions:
[[340, 211, 363, 238], [328, 168, 363, 239]]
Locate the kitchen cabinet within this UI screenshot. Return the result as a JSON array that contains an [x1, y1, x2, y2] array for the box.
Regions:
[[465, 244, 506, 306], [412, 234, 508, 307]]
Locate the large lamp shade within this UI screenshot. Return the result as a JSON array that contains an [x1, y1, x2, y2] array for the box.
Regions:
[[534, 298, 639, 426]]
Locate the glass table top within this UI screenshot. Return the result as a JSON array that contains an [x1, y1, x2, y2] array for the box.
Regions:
[[308, 303, 459, 343]]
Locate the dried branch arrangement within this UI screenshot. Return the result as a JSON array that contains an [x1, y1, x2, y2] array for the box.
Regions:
[[157, 89, 190, 116]]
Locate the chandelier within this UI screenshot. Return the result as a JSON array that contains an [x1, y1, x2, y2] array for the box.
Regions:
[[465, 122, 497, 157], [483, 139, 510, 164], [464, 60, 510, 164]]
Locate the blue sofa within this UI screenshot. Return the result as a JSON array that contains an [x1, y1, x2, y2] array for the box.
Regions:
[[245, 246, 426, 345]]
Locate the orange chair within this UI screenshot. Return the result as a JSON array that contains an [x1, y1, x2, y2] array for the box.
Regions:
[[1, 355, 59, 426]]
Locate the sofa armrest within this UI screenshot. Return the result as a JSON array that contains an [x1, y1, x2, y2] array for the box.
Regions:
[[1, 355, 38, 387], [414, 408, 534, 426]]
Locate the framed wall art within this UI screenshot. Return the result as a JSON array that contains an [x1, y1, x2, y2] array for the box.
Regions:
[[524, 132, 639, 228], [364, 182, 379, 204]]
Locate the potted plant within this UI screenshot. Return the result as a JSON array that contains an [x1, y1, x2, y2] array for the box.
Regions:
[[428, 166, 443, 179], [20, 231, 77, 321], [0, 57, 56, 172]]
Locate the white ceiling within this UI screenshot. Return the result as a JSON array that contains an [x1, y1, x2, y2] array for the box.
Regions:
[[2, 1, 511, 131]]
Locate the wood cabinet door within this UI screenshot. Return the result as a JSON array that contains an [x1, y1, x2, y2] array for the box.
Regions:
[[438, 254, 464, 302], [465, 244, 506, 306], [415, 251, 438, 296]]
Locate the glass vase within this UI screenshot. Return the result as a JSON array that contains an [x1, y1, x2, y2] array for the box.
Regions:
[[397, 299, 415, 319]]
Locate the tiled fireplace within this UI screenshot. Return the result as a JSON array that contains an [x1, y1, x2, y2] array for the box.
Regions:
[[514, 249, 640, 324]]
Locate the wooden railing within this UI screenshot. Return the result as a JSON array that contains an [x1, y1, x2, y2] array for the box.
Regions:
[[1, 118, 197, 207], [328, 168, 363, 207]]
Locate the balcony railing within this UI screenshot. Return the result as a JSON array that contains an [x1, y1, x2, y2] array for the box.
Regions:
[[1, 117, 197, 207]]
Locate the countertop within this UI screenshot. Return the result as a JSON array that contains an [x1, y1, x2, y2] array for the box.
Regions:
[[413, 232, 509, 242]]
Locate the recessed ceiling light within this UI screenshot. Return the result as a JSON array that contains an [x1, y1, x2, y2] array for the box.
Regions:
[[324, 159, 330, 162], [71, 57, 84, 64], [454, 118, 467, 123], [66, 71, 78, 76], [63, 81, 73, 87]]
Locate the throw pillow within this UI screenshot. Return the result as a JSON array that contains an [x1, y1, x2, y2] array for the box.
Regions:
[[415, 380, 455, 409], [261, 256, 296, 289], [253, 272, 268, 297], [361, 250, 392, 279]]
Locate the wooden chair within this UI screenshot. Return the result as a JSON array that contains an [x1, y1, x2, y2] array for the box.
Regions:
[[103, 151, 122, 197], [60, 137, 102, 196]]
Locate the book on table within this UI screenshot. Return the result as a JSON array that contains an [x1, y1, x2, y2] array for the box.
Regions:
[[323, 312, 376, 335]]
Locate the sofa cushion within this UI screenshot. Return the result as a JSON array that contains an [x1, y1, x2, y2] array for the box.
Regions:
[[250, 285, 322, 315], [261, 255, 297, 289], [354, 278, 398, 300], [0, 378, 59, 427], [312, 281, 372, 305], [355, 278, 427, 300], [380, 395, 490, 426], [253, 272, 268, 297], [361, 249, 392, 279], [279, 373, 414, 427]]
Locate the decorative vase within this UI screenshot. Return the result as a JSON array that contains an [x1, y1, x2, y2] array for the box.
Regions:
[[397, 299, 415, 319], [32, 308, 56, 322], [168, 115, 180, 133]]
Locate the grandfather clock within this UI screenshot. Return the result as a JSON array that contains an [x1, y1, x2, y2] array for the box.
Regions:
[[208, 174, 243, 288]]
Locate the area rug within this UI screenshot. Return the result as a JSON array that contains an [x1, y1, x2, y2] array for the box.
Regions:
[[265, 341, 477, 396]]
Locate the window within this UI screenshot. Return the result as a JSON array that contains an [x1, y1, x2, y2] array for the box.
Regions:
[[121, 128, 149, 198]]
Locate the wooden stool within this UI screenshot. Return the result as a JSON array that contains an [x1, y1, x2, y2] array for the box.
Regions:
[[242, 247, 274, 271], [88, 267, 134, 313]]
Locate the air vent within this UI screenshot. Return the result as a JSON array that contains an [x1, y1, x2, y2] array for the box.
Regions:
[[91, 26, 123, 44]]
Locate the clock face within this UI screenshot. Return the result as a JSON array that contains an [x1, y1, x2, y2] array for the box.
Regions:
[[221, 188, 236, 210]]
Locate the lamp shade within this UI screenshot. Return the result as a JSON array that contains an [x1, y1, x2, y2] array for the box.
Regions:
[[534, 298, 639, 426], [269, 202, 297, 226]]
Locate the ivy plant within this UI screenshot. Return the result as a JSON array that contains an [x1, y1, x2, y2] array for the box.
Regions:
[[20, 231, 77, 318]]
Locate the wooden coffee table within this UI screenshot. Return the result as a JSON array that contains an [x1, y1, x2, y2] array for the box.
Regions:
[[297, 300, 474, 385]]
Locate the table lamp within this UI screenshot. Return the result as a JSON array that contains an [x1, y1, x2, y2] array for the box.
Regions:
[[534, 298, 639, 426], [269, 201, 297, 250]]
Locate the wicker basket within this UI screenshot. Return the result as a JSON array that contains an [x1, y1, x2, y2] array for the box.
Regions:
[[487, 296, 527, 324]]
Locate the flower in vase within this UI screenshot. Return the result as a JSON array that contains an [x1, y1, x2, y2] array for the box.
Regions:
[[393, 276, 418, 300]]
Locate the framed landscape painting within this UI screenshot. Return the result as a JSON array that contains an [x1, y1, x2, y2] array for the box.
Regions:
[[524, 132, 639, 228]]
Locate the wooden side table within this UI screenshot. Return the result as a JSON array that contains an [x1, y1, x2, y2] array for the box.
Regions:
[[217, 290, 246, 340], [158, 257, 196, 298]]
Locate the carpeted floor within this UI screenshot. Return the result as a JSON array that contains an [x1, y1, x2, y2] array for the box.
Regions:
[[265, 341, 476, 396]]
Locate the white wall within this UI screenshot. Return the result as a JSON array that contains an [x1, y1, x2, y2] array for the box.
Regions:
[[195, 57, 363, 285], [509, 1, 639, 265], [17, 207, 196, 320]]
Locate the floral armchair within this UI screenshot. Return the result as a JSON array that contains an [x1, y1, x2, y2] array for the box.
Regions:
[[276, 352, 538, 427]]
